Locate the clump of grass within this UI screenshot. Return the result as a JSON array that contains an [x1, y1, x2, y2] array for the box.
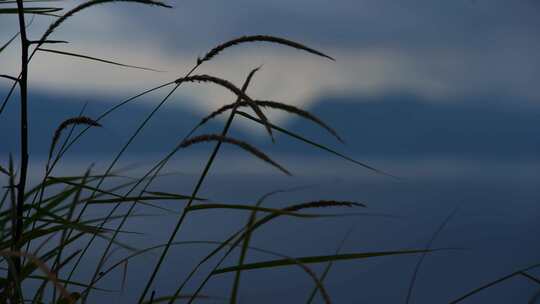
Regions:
[[0, 1, 438, 304]]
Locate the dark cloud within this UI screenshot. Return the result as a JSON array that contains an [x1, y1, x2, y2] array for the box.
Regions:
[[98, 0, 540, 52]]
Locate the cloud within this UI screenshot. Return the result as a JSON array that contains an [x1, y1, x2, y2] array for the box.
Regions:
[[1, 0, 539, 126]]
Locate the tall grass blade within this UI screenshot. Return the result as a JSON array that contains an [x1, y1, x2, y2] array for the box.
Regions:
[[180, 134, 291, 175], [237, 111, 398, 178], [213, 249, 431, 274], [199, 100, 344, 143], [449, 263, 540, 303], [306, 228, 353, 304], [0, 75, 19, 82], [0, 165, 8, 176], [175, 74, 274, 140], [169, 198, 370, 303], [0, 32, 18, 54], [37, 47, 163, 71], [230, 187, 311, 303], [0, 250, 72, 301], [40, 0, 171, 46], [137, 68, 261, 303], [186, 203, 342, 217], [198, 35, 334, 64], [405, 207, 458, 304], [0, 6, 62, 14], [48, 116, 101, 162]]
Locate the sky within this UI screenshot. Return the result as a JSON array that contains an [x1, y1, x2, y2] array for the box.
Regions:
[[1, 0, 540, 120], [1, 3, 540, 302]]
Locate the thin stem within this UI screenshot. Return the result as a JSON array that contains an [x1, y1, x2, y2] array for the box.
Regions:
[[137, 68, 258, 303], [12, 0, 29, 301], [73, 65, 200, 304]]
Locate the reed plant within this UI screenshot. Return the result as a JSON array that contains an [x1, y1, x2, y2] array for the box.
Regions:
[[1, 1, 525, 303]]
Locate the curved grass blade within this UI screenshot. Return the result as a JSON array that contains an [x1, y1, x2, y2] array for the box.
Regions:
[[0, 14, 35, 117], [0, 32, 18, 53], [144, 191, 206, 201], [0, 6, 61, 14], [187, 201, 364, 217], [31, 232, 86, 302], [87, 195, 197, 204], [405, 207, 458, 304], [28, 275, 114, 293], [237, 111, 399, 178], [306, 227, 353, 304], [141, 294, 224, 304], [199, 100, 344, 143], [213, 249, 431, 274], [449, 263, 540, 303], [48, 116, 101, 163], [0, 250, 72, 301], [175, 74, 274, 141], [68, 68, 200, 303], [190, 243, 335, 304], [40, 0, 171, 45], [180, 134, 290, 175], [0, 165, 8, 176], [136, 68, 263, 303], [168, 199, 370, 303], [37, 47, 163, 71], [530, 289, 540, 304], [230, 187, 312, 303], [51, 168, 90, 302], [0, 74, 19, 82], [93, 240, 330, 304], [28, 39, 67, 45], [0, 0, 64, 3], [198, 35, 334, 64], [186, 203, 332, 217], [133, 68, 260, 303], [42, 180, 178, 214], [4, 224, 103, 250]]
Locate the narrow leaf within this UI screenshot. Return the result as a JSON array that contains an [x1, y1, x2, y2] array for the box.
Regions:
[[198, 35, 334, 64], [237, 111, 398, 178], [37, 47, 163, 71], [180, 134, 290, 175], [213, 250, 431, 274]]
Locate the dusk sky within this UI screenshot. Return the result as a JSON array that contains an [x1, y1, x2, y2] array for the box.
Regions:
[[1, 2, 540, 303], [2, 0, 539, 123]]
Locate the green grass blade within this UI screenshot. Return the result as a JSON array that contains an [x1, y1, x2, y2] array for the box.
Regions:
[[136, 68, 258, 303], [449, 263, 540, 303], [87, 195, 196, 204], [237, 111, 398, 178], [0, 32, 18, 54], [186, 203, 337, 218], [230, 189, 284, 304], [36, 47, 163, 71], [141, 294, 224, 304], [214, 249, 431, 274], [0, 6, 61, 14], [405, 207, 459, 304], [305, 227, 353, 304]]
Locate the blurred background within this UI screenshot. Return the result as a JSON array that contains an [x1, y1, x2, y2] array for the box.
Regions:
[[1, 1, 539, 303]]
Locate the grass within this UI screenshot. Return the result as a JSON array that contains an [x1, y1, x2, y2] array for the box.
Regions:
[[1, 1, 537, 303]]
